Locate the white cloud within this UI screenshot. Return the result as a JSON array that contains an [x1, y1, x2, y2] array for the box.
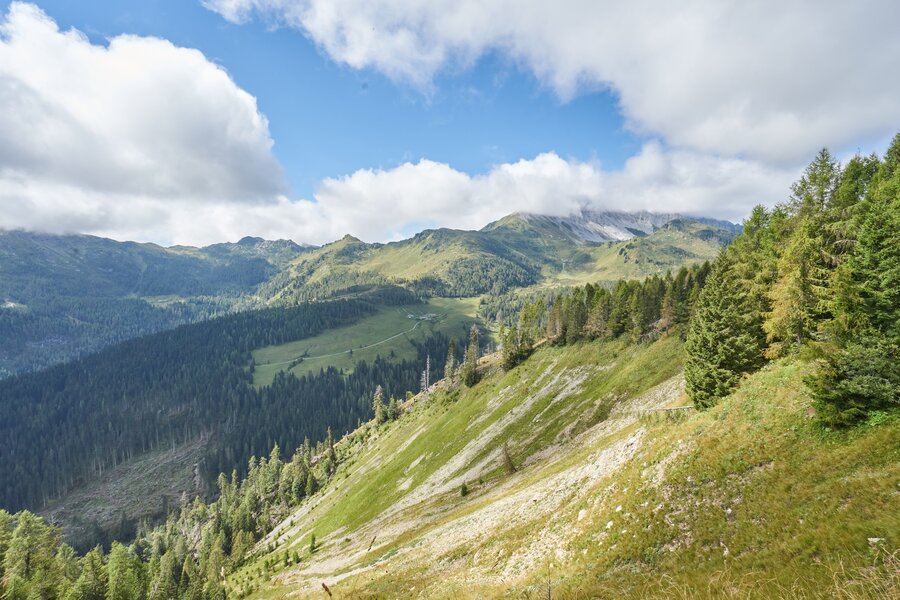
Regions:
[[0, 2, 285, 239], [0, 2, 830, 247], [204, 0, 900, 165], [295, 146, 796, 244], [139, 146, 784, 246], [3, 143, 792, 247]]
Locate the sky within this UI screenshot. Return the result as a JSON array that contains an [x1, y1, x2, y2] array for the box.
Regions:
[[1, 0, 898, 246]]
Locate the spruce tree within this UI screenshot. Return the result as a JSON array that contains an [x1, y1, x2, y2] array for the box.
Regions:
[[809, 134, 900, 425], [460, 324, 480, 387], [443, 338, 457, 380], [107, 542, 141, 600], [372, 385, 385, 424], [65, 547, 107, 600], [304, 472, 318, 498], [387, 396, 398, 421], [685, 257, 765, 408]]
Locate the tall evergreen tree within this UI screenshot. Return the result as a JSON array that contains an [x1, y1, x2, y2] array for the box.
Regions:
[[107, 542, 141, 600], [460, 324, 480, 387], [809, 134, 900, 426], [65, 547, 107, 600], [685, 257, 765, 408], [443, 338, 458, 380], [372, 385, 386, 424]]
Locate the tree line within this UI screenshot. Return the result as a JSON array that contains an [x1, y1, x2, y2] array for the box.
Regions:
[[506, 135, 899, 426], [0, 356, 453, 600], [0, 286, 446, 514], [685, 136, 899, 424], [499, 263, 710, 369]]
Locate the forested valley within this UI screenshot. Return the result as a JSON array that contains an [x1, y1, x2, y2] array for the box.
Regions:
[[0, 286, 455, 520]]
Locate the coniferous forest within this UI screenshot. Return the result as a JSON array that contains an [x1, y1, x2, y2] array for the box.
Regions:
[[527, 136, 899, 425], [0, 286, 454, 515]]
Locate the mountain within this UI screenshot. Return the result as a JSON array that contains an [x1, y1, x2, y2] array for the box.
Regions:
[[8, 329, 894, 598], [0, 287, 446, 547], [0, 230, 306, 377], [0, 211, 733, 377], [261, 210, 738, 303], [486, 209, 740, 244]]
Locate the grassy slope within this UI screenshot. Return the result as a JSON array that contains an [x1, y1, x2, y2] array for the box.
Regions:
[[548, 221, 730, 287], [234, 337, 898, 599], [263, 220, 731, 304], [251, 297, 479, 384]]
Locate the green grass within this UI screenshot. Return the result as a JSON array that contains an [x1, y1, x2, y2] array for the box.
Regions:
[[236, 337, 898, 599], [535, 361, 900, 599], [251, 297, 479, 385], [545, 224, 727, 287]]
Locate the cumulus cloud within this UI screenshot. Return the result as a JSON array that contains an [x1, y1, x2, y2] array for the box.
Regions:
[[0, 2, 835, 246], [292, 146, 795, 243], [204, 0, 900, 164], [105, 147, 785, 246], [0, 2, 285, 240]]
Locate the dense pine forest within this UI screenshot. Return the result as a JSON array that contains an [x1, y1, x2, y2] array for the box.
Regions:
[[0, 377, 424, 600], [0, 286, 454, 515]]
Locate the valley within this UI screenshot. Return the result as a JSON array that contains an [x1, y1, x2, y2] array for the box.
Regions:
[[1, 5, 896, 598]]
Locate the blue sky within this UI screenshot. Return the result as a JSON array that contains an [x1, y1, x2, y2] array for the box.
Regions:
[[1, 1, 898, 245], [15, 0, 634, 200]]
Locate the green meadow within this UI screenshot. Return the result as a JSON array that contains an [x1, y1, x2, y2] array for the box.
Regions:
[[251, 297, 480, 385]]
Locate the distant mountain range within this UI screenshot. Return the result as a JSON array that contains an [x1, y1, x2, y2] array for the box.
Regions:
[[501, 210, 741, 243], [0, 210, 738, 376]]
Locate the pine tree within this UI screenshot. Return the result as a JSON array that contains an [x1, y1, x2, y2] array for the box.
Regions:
[[65, 546, 107, 600], [460, 324, 480, 387], [147, 551, 176, 600], [685, 257, 765, 408], [304, 472, 318, 498], [443, 338, 457, 380], [766, 149, 840, 355], [107, 542, 141, 600], [387, 396, 398, 421], [372, 385, 385, 424], [809, 134, 900, 425]]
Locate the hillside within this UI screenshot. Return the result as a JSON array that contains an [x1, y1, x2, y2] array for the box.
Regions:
[[0, 231, 306, 377], [263, 211, 736, 304], [234, 339, 899, 599], [1, 212, 732, 377], [0, 289, 451, 547]]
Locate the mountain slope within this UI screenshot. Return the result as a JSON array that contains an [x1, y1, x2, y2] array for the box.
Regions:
[[0, 231, 306, 376], [1, 211, 735, 375], [237, 339, 899, 598], [264, 211, 737, 303]]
